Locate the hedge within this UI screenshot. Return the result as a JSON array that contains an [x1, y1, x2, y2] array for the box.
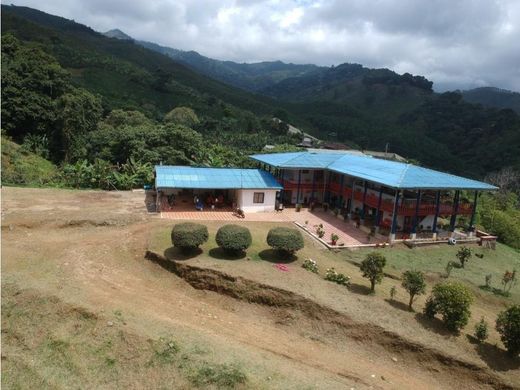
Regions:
[[171, 222, 208, 252], [266, 227, 304, 256], [215, 224, 252, 254]]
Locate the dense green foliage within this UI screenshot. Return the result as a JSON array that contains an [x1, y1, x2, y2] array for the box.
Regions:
[[401, 270, 427, 310], [462, 87, 520, 114], [424, 282, 473, 332], [360, 252, 387, 292], [477, 191, 520, 249], [1, 137, 59, 186], [495, 305, 520, 356], [1, 6, 300, 171], [171, 223, 209, 253], [455, 247, 472, 269], [215, 224, 252, 254], [266, 227, 304, 257], [474, 318, 489, 343], [324, 267, 351, 287]]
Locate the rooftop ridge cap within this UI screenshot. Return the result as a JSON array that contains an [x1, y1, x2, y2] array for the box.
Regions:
[[396, 163, 412, 188]]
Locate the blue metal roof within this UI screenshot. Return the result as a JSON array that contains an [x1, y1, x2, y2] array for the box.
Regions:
[[250, 151, 497, 191], [155, 166, 283, 190]]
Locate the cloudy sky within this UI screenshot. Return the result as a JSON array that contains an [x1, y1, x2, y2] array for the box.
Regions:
[[5, 0, 520, 91]]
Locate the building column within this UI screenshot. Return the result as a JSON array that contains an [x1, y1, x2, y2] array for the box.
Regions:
[[449, 190, 460, 234], [374, 187, 384, 234], [311, 170, 316, 203], [296, 169, 302, 205], [338, 174, 345, 209], [348, 179, 355, 219], [390, 189, 401, 242], [360, 180, 368, 225], [468, 190, 478, 237], [432, 190, 441, 240], [410, 190, 422, 240]]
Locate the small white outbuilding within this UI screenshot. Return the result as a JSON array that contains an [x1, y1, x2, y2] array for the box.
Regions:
[[154, 166, 282, 213]]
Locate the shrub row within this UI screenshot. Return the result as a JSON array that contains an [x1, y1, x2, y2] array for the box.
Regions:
[[171, 223, 304, 257]]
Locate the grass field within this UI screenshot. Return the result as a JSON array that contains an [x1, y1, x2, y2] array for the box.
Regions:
[[340, 244, 520, 302]]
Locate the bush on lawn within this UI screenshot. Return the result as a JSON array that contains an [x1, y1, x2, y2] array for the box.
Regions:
[[215, 224, 252, 254], [496, 305, 520, 356], [325, 267, 350, 287], [266, 227, 304, 258], [401, 270, 427, 311], [424, 281, 473, 332], [360, 252, 386, 292], [171, 222, 208, 253]]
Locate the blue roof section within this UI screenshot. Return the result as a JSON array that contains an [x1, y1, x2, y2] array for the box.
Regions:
[[155, 166, 283, 190], [250, 152, 497, 191]]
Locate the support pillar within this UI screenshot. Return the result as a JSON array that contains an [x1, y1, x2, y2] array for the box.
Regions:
[[449, 190, 460, 234], [348, 179, 355, 219], [296, 169, 302, 205], [468, 190, 478, 237], [410, 190, 422, 240], [374, 187, 384, 234], [338, 174, 345, 209], [360, 180, 368, 224], [432, 190, 441, 240], [390, 189, 401, 242], [311, 170, 316, 203]]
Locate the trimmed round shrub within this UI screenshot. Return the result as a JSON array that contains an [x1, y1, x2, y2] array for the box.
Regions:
[[215, 224, 252, 254], [266, 227, 304, 257], [496, 305, 520, 356], [171, 222, 208, 253], [423, 281, 473, 332]]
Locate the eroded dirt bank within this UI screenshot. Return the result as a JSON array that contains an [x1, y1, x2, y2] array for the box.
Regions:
[[146, 250, 517, 390]]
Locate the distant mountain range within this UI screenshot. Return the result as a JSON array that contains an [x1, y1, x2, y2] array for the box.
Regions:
[[104, 29, 520, 113], [461, 87, 520, 113]]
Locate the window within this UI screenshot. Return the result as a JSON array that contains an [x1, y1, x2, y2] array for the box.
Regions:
[[253, 192, 265, 203]]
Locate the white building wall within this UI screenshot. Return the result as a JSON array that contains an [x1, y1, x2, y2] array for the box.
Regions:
[[238, 189, 278, 213]]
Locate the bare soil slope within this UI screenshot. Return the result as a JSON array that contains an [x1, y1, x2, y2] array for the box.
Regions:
[[2, 187, 519, 389]]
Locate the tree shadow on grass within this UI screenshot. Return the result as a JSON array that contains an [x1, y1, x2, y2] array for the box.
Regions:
[[385, 299, 412, 312], [208, 247, 246, 261], [258, 249, 297, 264], [348, 282, 372, 296], [467, 335, 520, 371], [414, 313, 455, 337], [164, 246, 202, 261]]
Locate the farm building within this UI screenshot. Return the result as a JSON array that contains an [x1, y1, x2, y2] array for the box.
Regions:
[[154, 166, 282, 213], [154, 150, 497, 243], [250, 150, 497, 241]]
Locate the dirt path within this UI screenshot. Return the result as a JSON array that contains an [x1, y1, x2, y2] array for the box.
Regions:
[[2, 187, 519, 389]]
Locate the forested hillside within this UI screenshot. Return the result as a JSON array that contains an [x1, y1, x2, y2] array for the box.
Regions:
[[1, 5, 301, 171], [462, 87, 520, 114], [2, 4, 520, 181]]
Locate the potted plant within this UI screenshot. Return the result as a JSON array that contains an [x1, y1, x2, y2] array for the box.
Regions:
[[323, 202, 329, 211], [333, 208, 339, 217], [330, 233, 339, 245], [304, 220, 309, 229], [296, 203, 302, 212], [316, 225, 325, 238]]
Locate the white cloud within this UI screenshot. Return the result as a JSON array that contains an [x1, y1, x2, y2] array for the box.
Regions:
[[3, 0, 519, 91]]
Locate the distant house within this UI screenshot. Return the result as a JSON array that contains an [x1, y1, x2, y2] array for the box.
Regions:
[[363, 150, 407, 162]]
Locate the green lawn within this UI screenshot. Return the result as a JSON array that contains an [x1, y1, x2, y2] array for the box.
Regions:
[[151, 221, 520, 303], [340, 244, 520, 302]]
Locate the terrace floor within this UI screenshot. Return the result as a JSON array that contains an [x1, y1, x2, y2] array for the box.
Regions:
[[161, 207, 387, 247]]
